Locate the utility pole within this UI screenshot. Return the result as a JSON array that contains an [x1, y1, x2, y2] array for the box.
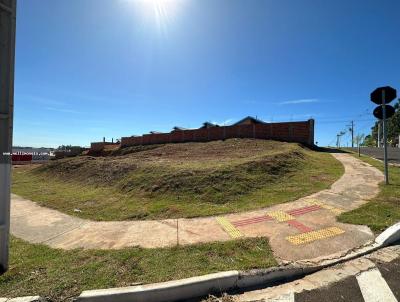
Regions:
[[351, 121, 354, 148], [0, 0, 17, 274], [347, 121, 354, 148]]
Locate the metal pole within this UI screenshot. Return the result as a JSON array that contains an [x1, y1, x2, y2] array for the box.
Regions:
[[0, 0, 16, 274], [377, 121, 381, 148], [382, 90, 389, 185]]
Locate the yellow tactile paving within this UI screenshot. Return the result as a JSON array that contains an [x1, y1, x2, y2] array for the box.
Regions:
[[267, 210, 295, 222], [216, 217, 243, 239], [307, 200, 344, 215], [286, 226, 345, 245]]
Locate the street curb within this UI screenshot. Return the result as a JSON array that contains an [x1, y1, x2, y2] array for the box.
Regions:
[[375, 221, 400, 246], [78, 271, 239, 302], [367, 155, 400, 167], [0, 297, 42, 302], [77, 223, 400, 302]]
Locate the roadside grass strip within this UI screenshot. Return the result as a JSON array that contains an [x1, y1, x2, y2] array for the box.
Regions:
[[287, 220, 313, 233], [232, 215, 274, 227], [307, 200, 344, 215], [285, 227, 345, 245], [216, 217, 243, 238], [267, 210, 295, 222]]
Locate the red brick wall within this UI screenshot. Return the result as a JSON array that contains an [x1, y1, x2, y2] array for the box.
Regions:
[[90, 142, 120, 151], [194, 128, 209, 142], [119, 119, 314, 147], [208, 127, 222, 140], [90, 142, 108, 151], [224, 126, 237, 139]]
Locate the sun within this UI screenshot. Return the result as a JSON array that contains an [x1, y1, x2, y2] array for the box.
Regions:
[[125, 0, 184, 28], [140, 0, 181, 14]]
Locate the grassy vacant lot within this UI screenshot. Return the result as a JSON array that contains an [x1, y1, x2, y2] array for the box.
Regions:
[[339, 154, 400, 232], [0, 236, 276, 301], [12, 139, 344, 221]]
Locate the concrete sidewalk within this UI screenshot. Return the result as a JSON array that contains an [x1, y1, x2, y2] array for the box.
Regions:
[[10, 153, 383, 261]]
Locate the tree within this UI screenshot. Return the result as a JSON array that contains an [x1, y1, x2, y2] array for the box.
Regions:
[[368, 99, 400, 147], [387, 99, 400, 145], [56, 145, 84, 154], [362, 135, 376, 147]]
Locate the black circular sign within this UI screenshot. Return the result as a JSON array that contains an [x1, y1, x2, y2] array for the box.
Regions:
[[373, 105, 395, 120], [371, 86, 397, 105]]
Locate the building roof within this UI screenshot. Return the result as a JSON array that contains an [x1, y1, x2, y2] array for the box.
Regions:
[[201, 122, 219, 129], [172, 126, 189, 131], [149, 131, 163, 134], [232, 116, 266, 126]]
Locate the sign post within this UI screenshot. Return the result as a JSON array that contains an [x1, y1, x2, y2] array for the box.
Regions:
[[382, 90, 389, 185], [0, 0, 17, 273], [371, 86, 397, 185]]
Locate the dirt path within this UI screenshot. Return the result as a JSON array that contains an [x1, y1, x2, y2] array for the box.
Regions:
[[10, 153, 383, 261]]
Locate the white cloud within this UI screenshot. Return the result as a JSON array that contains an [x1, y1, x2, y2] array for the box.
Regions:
[[279, 98, 319, 105], [17, 94, 66, 106], [45, 107, 82, 114]]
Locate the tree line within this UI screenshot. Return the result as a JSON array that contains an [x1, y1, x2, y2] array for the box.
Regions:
[[363, 99, 400, 147]]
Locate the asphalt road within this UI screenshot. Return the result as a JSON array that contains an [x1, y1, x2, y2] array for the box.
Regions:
[[296, 258, 400, 302], [348, 147, 400, 164], [232, 245, 400, 302]]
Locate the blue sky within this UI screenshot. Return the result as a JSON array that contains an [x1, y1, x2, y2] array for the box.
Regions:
[[15, 0, 400, 147]]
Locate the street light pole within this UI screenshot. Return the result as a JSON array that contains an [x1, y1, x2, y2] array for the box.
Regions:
[[0, 0, 17, 273]]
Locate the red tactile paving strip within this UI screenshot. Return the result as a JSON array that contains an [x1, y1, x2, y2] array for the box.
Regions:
[[231, 205, 322, 228], [287, 220, 313, 233], [232, 215, 274, 227], [287, 204, 321, 216]]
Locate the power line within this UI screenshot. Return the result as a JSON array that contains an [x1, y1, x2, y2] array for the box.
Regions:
[[329, 112, 378, 147], [316, 118, 375, 124]]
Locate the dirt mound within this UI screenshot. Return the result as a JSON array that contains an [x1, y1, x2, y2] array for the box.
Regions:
[[34, 139, 307, 204], [14, 139, 342, 220]]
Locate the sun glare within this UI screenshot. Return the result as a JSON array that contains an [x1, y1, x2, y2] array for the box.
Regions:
[[125, 0, 184, 33]]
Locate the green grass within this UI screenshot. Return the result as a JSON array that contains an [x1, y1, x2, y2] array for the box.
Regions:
[[0, 237, 276, 301], [12, 141, 344, 221], [338, 154, 400, 232]]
